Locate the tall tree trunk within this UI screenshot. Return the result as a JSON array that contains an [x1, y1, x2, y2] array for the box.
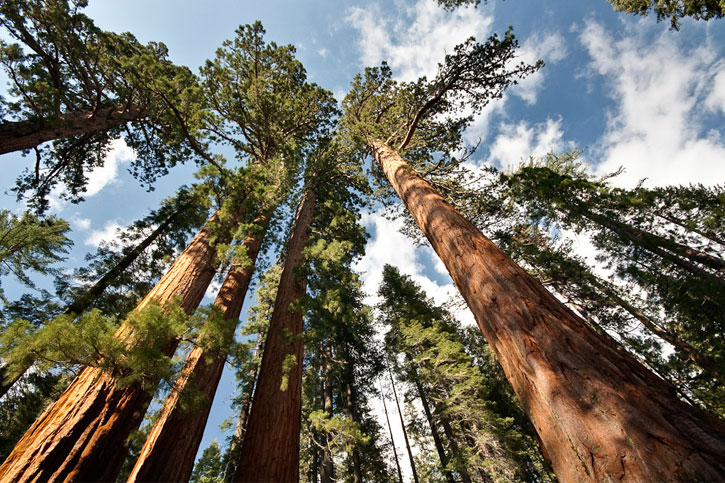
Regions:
[[310, 430, 321, 483], [380, 381, 404, 483], [64, 204, 186, 317], [589, 276, 725, 382], [0, 107, 145, 155], [320, 343, 335, 483], [583, 210, 725, 280], [388, 367, 419, 483], [0, 205, 186, 400], [0, 211, 226, 483], [369, 137, 725, 482], [438, 411, 472, 483], [223, 334, 264, 482], [126, 210, 272, 483], [410, 370, 454, 483], [233, 189, 316, 482], [342, 344, 362, 483]]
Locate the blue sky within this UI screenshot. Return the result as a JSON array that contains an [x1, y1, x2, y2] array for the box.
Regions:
[[2, 0, 725, 476]]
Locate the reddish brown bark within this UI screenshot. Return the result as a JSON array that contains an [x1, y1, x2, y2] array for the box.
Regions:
[[126, 210, 272, 483], [234, 190, 316, 482], [369, 138, 725, 482], [0, 211, 223, 483], [0, 107, 145, 154]]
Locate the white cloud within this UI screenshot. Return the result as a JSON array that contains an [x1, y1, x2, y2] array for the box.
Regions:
[[72, 217, 91, 231], [317, 48, 328, 58], [346, 0, 493, 82], [354, 210, 475, 326], [512, 32, 568, 104], [44, 138, 136, 214], [204, 280, 222, 302], [85, 220, 122, 247], [580, 20, 725, 188], [705, 66, 725, 114], [486, 117, 570, 170], [83, 138, 136, 197]]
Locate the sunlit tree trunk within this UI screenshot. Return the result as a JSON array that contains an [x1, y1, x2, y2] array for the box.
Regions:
[[369, 137, 725, 482], [0, 211, 225, 483], [233, 189, 316, 482], [126, 209, 272, 483], [0, 107, 145, 155]]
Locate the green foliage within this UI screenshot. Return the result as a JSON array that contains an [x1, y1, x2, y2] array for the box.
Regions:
[[190, 439, 226, 483], [0, 0, 207, 211], [60, 184, 210, 318], [0, 210, 71, 302], [341, 29, 540, 201], [378, 265, 554, 482], [499, 154, 725, 412], [200, 21, 336, 166], [280, 353, 298, 391], [0, 302, 193, 388], [607, 0, 724, 28], [437, 0, 483, 10]]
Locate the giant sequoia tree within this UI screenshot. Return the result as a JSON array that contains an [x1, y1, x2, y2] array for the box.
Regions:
[[0, 204, 236, 481], [234, 137, 367, 481], [341, 29, 725, 480], [124, 23, 335, 482]]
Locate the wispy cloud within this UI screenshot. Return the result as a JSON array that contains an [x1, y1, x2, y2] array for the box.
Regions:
[[85, 219, 122, 247], [581, 20, 725, 188], [486, 117, 572, 170], [346, 0, 493, 82], [512, 32, 568, 105]]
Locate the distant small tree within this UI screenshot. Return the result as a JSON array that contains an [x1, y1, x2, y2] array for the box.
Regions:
[[190, 440, 225, 483]]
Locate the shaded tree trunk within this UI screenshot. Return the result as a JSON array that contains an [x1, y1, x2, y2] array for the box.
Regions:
[[320, 343, 335, 483], [0, 107, 145, 155], [388, 367, 419, 483], [583, 210, 725, 280], [223, 334, 264, 482], [369, 137, 725, 482], [233, 189, 316, 482], [0, 211, 226, 483], [126, 210, 272, 483], [380, 381, 404, 483], [342, 344, 362, 483], [438, 412, 472, 483], [411, 371, 454, 483]]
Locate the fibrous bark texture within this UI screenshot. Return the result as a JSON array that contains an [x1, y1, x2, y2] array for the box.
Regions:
[[126, 210, 271, 483], [234, 190, 316, 482], [0, 212, 221, 483], [369, 137, 725, 482], [0, 107, 144, 154]]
